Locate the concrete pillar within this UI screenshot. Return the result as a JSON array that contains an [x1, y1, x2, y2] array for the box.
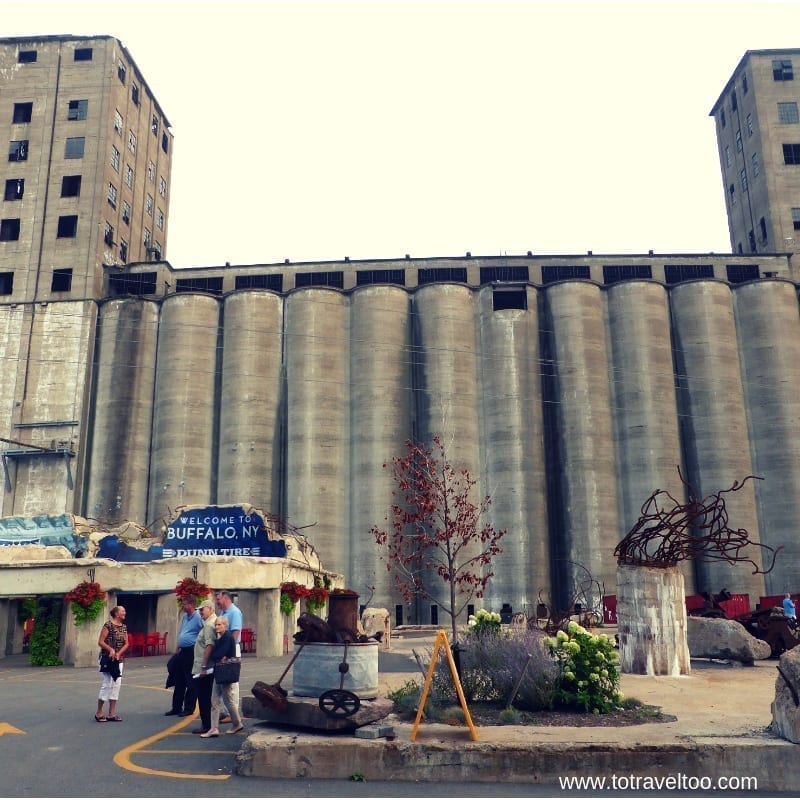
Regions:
[[155, 593, 178, 654], [0, 598, 10, 658], [256, 589, 283, 658], [62, 591, 116, 667], [616, 563, 690, 676]]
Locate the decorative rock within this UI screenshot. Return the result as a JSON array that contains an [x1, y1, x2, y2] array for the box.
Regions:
[[771, 646, 800, 742], [687, 616, 771, 664], [243, 692, 393, 731], [361, 607, 391, 647]]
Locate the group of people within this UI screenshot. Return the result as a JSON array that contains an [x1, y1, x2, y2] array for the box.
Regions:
[[93, 590, 245, 737]]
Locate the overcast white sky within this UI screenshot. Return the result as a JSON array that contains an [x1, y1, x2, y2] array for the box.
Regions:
[[5, 0, 800, 268]]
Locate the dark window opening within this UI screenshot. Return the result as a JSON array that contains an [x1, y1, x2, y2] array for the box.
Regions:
[[131, 84, 139, 105], [161, 133, 169, 154], [602, 264, 652, 284], [117, 60, 126, 83], [720, 109, 726, 128], [417, 267, 467, 285], [0, 272, 13, 294], [175, 277, 224, 295], [0, 219, 21, 241], [57, 215, 78, 238], [773, 59, 794, 81], [356, 269, 406, 286], [235, 274, 284, 291], [4, 179, 24, 201], [151, 115, 158, 136], [759, 217, 768, 242], [430, 605, 438, 626], [492, 287, 527, 310], [64, 137, 85, 159], [104, 224, 114, 246], [119, 240, 128, 263], [108, 272, 158, 296], [480, 266, 529, 283], [18, 50, 37, 63], [664, 264, 715, 284], [12, 102, 32, 124], [51, 268, 72, 292], [731, 90, 738, 111], [74, 47, 93, 61], [742, 73, 748, 93], [783, 144, 800, 164], [395, 604, 403, 628], [67, 99, 88, 121], [541, 265, 591, 283], [8, 140, 28, 162], [467, 604, 475, 618], [727, 264, 760, 283], [748, 230, 757, 252], [295, 271, 344, 289], [61, 175, 81, 197]]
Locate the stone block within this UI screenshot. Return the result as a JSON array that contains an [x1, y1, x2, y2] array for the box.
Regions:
[[771, 647, 800, 742], [687, 616, 771, 664], [354, 723, 394, 739]]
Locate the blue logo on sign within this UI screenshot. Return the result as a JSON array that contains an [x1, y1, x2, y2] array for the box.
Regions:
[[162, 506, 287, 559]]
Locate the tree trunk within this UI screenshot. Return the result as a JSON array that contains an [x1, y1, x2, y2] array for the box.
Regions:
[[616, 563, 690, 675]]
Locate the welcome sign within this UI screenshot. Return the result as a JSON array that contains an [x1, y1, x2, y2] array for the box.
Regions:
[[162, 505, 287, 559]]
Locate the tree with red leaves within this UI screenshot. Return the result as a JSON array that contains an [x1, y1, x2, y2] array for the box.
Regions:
[[370, 436, 506, 644]]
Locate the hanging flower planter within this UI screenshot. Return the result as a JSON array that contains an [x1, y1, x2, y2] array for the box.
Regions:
[[65, 581, 106, 626], [280, 581, 310, 615], [173, 577, 212, 608]]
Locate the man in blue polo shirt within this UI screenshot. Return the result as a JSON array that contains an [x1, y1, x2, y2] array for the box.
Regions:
[[165, 598, 203, 716]]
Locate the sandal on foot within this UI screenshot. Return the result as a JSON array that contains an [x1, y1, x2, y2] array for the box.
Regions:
[[94, 714, 107, 723], [107, 715, 123, 722], [226, 725, 244, 734]]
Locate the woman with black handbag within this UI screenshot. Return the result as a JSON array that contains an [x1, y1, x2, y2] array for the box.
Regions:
[[199, 616, 243, 737], [95, 606, 128, 722]]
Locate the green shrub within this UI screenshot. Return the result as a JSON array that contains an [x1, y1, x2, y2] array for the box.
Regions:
[[498, 705, 523, 724], [545, 620, 621, 713], [440, 706, 466, 725], [28, 598, 62, 667], [387, 679, 423, 719], [429, 626, 558, 711]]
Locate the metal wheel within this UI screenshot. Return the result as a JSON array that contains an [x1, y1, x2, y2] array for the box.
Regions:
[[318, 688, 360, 718]]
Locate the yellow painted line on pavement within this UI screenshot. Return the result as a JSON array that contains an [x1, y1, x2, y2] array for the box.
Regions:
[[0, 722, 25, 735], [113, 713, 231, 781]]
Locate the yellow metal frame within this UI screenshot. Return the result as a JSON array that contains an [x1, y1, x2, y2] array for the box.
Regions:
[[410, 629, 478, 742]]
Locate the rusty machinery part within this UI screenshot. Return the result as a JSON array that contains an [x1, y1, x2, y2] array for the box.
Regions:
[[252, 641, 309, 713], [736, 608, 800, 658], [318, 640, 361, 718], [318, 688, 360, 718], [614, 468, 780, 573]]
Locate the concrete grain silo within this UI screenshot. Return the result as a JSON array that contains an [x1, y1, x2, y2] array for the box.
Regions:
[[349, 286, 413, 607], [733, 279, 800, 594], [217, 290, 283, 511], [284, 289, 350, 575], [669, 281, 764, 599], [86, 298, 159, 527], [477, 284, 550, 613], [413, 283, 481, 623], [542, 281, 620, 606], [0, 305, 27, 515], [606, 281, 695, 593], [147, 294, 219, 525]]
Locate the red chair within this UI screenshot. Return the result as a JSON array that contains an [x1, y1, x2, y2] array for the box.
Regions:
[[127, 632, 145, 657], [157, 631, 168, 655], [144, 632, 160, 656], [240, 628, 256, 654]]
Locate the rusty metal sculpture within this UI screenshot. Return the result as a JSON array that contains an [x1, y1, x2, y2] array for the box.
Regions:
[[614, 468, 779, 574]]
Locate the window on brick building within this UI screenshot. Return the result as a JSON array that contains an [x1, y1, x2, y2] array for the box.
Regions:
[[0, 219, 21, 241], [61, 175, 81, 197], [57, 215, 78, 238], [64, 137, 85, 158], [67, 99, 88, 121], [51, 268, 72, 292], [4, 179, 23, 200], [773, 59, 794, 80], [12, 102, 32, 124]]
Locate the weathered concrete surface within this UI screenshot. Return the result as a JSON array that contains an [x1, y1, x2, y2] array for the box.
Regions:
[[688, 615, 772, 664], [235, 730, 793, 788]]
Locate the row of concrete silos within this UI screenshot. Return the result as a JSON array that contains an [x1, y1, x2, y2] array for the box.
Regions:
[[83, 278, 800, 620]]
